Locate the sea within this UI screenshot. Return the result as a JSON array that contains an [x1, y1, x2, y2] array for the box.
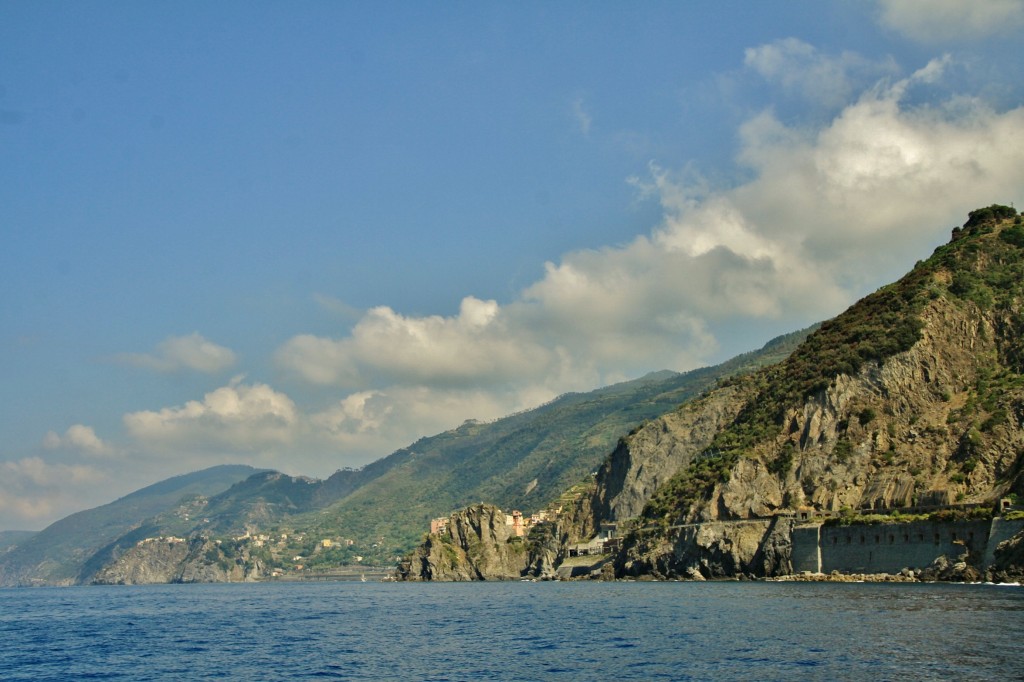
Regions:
[[1, 581, 1021, 681]]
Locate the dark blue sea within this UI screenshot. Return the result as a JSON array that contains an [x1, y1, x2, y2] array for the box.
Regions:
[[1, 581, 1021, 681]]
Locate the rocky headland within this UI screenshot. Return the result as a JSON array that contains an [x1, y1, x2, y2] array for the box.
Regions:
[[401, 206, 1024, 583], [91, 535, 266, 585]]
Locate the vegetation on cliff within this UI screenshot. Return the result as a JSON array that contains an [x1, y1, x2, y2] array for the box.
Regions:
[[637, 206, 1024, 527]]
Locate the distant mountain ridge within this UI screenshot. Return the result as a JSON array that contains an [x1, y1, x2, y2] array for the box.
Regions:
[[0, 531, 36, 553]]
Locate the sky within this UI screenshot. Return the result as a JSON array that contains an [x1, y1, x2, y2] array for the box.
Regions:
[[3, 1, 1024, 531]]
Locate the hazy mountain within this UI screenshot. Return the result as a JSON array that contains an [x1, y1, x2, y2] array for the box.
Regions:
[[0, 531, 36, 553]]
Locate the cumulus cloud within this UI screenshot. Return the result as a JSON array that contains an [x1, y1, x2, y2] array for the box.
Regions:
[[42, 424, 116, 458], [274, 51, 1024, 462], [123, 377, 298, 453], [277, 296, 552, 389], [877, 0, 1024, 42], [731, 56, 1024, 274], [32, 47, 1018, 483], [11, 27, 1024, 532], [117, 332, 236, 374], [309, 386, 538, 452]]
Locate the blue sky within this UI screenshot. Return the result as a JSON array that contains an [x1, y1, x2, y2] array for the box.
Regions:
[[3, 1, 1024, 530]]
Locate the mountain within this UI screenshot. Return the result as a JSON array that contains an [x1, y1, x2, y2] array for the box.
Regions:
[[25, 204, 1024, 584], [279, 328, 814, 564], [4, 325, 813, 585], [579, 205, 1024, 579], [0, 464, 263, 586], [401, 205, 1024, 582]]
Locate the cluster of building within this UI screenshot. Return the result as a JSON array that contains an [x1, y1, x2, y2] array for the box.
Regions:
[[234, 532, 272, 547], [430, 508, 554, 538], [136, 536, 186, 547]]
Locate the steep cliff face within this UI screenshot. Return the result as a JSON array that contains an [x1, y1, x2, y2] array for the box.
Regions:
[[618, 517, 795, 580], [699, 295, 1023, 521], [587, 386, 751, 525], [588, 207, 1024, 578], [91, 536, 266, 584]]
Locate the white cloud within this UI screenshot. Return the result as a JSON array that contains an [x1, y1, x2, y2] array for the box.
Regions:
[[729, 56, 1024, 276], [277, 296, 552, 389], [276, 334, 358, 386], [42, 424, 116, 458], [309, 386, 538, 453], [877, 0, 1024, 42], [274, 52, 1024, 463], [18, 48, 1019, 493], [744, 38, 896, 108], [117, 332, 236, 374], [123, 378, 298, 453], [116, 377, 548, 477]]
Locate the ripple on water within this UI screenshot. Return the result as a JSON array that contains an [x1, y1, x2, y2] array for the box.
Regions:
[[0, 581, 1021, 681]]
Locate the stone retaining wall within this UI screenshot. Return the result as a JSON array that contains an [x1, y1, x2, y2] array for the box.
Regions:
[[790, 517, 1024, 574]]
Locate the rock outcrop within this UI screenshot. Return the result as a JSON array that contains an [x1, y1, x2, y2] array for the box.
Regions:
[[986, 527, 1024, 583], [395, 504, 576, 581], [919, 550, 983, 582], [91, 535, 266, 584], [617, 516, 795, 580], [587, 386, 750, 525]]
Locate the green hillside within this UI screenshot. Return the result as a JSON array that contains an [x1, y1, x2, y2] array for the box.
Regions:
[[290, 326, 814, 563], [74, 326, 813, 575]]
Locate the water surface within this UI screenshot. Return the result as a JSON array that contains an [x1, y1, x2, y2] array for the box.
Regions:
[[1, 581, 1021, 680]]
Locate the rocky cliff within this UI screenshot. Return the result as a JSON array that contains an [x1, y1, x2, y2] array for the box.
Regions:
[[987, 526, 1024, 582], [588, 386, 751, 527], [588, 206, 1024, 579], [396, 503, 579, 581], [618, 517, 796, 580]]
